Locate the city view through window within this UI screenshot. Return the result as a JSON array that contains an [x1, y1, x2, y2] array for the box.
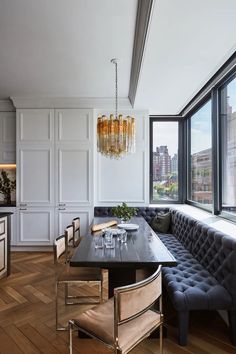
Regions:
[[152, 121, 178, 201], [221, 76, 236, 214], [190, 100, 212, 207]]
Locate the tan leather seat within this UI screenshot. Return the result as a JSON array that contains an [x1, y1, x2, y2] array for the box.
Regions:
[[74, 298, 161, 353], [69, 266, 163, 354]]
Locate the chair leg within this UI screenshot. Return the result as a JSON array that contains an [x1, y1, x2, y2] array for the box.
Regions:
[[55, 281, 58, 330], [100, 279, 103, 303], [69, 320, 74, 354], [65, 283, 69, 305], [228, 310, 236, 345], [159, 324, 163, 354], [178, 311, 189, 346], [159, 314, 164, 354]]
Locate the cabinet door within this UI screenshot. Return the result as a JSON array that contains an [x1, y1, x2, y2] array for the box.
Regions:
[[0, 208, 17, 246], [0, 217, 7, 279], [55, 207, 92, 239], [0, 112, 16, 163], [17, 145, 54, 206], [55, 145, 92, 206], [17, 208, 54, 245], [55, 109, 92, 143], [17, 109, 54, 143]]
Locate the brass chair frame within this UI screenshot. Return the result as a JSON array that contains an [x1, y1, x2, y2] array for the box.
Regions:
[[54, 235, 103, 331], [68, 266, 163, 353], [72, 217, 81, 247], [65, 224, 74, 261]]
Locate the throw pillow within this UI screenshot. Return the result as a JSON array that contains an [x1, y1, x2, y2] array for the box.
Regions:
[[150, 212, 171, 233]]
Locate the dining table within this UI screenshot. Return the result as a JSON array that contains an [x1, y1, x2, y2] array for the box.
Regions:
[[70, 216, 177, 298]]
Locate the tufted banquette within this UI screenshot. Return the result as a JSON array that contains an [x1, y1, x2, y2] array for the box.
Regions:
[[94, 206, 236, 346]]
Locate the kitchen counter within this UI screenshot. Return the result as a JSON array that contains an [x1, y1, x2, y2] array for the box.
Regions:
[[0, 213, 12, 278], [0, 212, 13, 217]]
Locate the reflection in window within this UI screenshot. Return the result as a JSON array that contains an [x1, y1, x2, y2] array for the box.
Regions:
[[151, 121, 178, 202], [220, 76, 236, 214], [190, 100, 212, 207]]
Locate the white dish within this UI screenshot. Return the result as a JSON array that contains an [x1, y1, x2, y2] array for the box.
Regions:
[[117, 223, 139, 231]]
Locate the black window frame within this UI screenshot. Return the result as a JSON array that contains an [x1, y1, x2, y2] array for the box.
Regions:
[[149, 116, 184, 204], [186, 96, 213, 213], [183, 53, 236, 221]]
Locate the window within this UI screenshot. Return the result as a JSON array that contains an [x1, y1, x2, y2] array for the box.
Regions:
[[189, 100, 212, 209], [220, 75, 236, 216], [150, 119, 180, 203]]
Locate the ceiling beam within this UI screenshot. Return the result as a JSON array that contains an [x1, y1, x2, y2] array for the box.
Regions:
[[128, 0, 155, 107]]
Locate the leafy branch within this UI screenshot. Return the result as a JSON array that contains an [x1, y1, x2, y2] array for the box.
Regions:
[[112, 202, 137, 222], [0, 170, 16, 200]]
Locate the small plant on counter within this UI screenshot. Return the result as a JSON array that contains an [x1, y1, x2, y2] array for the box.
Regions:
[[0, 170, 16, 204], [112, 202, 137, 222]]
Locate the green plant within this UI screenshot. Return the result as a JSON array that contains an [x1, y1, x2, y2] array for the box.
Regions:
[[0, 170, 16, 204], [112, 202, 137, 222]]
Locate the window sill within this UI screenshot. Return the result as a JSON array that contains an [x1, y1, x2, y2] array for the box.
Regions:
[[150, 203, 236, 239]]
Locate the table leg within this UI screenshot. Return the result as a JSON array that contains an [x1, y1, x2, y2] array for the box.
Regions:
[[108, 267, 136, 298]]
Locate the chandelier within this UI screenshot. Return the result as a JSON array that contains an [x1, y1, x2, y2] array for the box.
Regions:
[[97, 59, 135, 159]]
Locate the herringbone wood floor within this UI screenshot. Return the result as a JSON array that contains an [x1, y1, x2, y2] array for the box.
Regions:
[[0, 252, 235, 354]]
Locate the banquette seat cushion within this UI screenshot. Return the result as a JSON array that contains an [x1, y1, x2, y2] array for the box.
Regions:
[[158, 233, 232, 311]]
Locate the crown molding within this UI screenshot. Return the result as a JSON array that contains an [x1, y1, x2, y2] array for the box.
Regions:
[[128, 0, 155, 107], [0, 99, 15, 111], [10, 97, 132, 109]]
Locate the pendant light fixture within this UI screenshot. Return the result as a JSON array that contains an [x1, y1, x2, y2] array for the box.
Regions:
[[97, 59, 135, 159]]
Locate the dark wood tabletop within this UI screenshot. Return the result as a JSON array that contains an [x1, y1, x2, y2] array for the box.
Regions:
[[70, 216, 176, 267], [70, 216, 177, 297]]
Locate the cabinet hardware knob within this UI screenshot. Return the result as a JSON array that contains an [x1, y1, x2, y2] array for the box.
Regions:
[[59, 203, 66, 206], [20, 208, 27, 211], [59, 208, 66, 211]]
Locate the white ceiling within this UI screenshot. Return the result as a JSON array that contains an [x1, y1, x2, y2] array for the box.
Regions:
[[0, 0, 137, 99], [135, 0, 236, 114], [0, 0, 236, 114]]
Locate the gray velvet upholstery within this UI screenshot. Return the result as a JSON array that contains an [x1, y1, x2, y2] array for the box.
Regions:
[[158, 233, 232, 311]]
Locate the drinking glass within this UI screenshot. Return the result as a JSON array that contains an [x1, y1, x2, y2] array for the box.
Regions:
[[120, 230, 127, 243], [94, 234, 104, 249], [104, 229, 115, 248]]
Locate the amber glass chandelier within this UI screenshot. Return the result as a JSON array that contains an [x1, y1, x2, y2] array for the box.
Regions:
[[97, 59, 135, 159]]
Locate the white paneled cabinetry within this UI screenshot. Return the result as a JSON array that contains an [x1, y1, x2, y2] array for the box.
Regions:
[[0, 112, 16, 163], [16, 108, 93, 245], [54, 109, 93, 236]]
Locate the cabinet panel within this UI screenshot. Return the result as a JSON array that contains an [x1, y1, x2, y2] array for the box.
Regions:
[[18, 109, 53, 142], [55, 208, 92, 239], [18, 208, 54, 244], [2, 144, 16, 163], [18, 146, 54, 205], [2, 113, 16, 143], [56, 147, 91, 205], [0, 217, 7, 278], [0, 112, 16, 163], [0, 208, 17, 246], [55, 109, 91, 142]]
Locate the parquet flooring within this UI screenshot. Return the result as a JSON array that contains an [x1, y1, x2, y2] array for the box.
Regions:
[[0, 252, 235, 354]]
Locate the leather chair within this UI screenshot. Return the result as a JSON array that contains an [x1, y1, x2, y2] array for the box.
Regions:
[[68, 266, 163, 353], [54, 235, 103, 330], [72, 217, 81, 247]]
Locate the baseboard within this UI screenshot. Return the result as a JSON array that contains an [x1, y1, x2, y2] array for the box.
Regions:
[[11, 246, 53, 252]]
